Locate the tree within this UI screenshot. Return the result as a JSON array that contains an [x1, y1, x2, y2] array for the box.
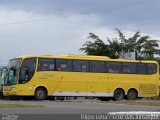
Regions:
[[142, 40, 160, 59], [115, 28, 149, 59], [80, 33, 110, 56], [80, 29, 160, 59], [107, 38, 123, 58]]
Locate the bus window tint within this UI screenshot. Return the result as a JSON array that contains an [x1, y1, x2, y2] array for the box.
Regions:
[[73, 60, 89, 72], [148, 64, 157, 74], [138, 63, 147, 74], [107, 62, 121, 73], [122, 62, 137, 74], [56, 59, 72, 71], [38, 58, 55, 71], [90, 61, 105, 72]]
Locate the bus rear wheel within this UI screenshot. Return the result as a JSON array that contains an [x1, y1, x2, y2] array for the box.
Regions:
[[127, 89, 137, 100], [35, 88, 47, 100], [114, 89, 125, 101]]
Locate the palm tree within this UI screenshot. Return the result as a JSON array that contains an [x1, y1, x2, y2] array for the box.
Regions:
[[80, 29, 160, 60], [142, 40, 160, 59], [80, 33, 109, 56], [107, 38, 123, 58]]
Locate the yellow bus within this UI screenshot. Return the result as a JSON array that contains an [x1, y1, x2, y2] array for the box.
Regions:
[[2, 54, 159, 100]]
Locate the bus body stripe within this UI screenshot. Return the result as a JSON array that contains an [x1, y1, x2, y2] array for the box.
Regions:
[[53, 92, 113, 97]]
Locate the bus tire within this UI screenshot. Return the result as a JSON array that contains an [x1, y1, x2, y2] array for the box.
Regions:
[[35, 87, 47, 100], [114, 89, 125, 101], [127, 89, 137, 100]]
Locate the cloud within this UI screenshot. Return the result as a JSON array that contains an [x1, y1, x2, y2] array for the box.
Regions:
[[1, 0, 160, 34], [1, 0, 160, 27], [0, 0, 160, 64], [0, 8, 106, 64]]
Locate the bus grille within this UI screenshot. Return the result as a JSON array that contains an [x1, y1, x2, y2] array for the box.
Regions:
[[140, 84, 157, 96]]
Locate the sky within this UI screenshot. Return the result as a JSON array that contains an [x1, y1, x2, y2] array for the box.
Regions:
[[0, 0, 160, 64]]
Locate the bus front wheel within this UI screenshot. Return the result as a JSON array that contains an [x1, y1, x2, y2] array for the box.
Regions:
[[127, 89, 138, 100], [114, 89, 125, 101], [35, 88, 47, 100]]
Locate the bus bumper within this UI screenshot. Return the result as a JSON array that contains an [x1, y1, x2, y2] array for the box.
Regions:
[[3, 90, 17, 96]]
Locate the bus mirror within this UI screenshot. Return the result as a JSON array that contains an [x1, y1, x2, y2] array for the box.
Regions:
[[1, 67, 8, 85], [19, 67, 29, 83]]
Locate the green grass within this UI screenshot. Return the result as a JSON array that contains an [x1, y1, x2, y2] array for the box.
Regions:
[[0, 104, 44, 108], [107, 100, 160, 106]]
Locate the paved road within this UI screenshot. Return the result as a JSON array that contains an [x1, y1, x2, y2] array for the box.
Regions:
[[0, 100, 159, 114]]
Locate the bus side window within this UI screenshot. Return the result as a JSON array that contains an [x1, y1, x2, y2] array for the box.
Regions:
[[73, 60, 89, 72], [107, 62, 121, 73], [138, 63, 147, 74], [90, 61, 105, 72], [37, 58, 55, 71], [56, 59, 72, 71], [148, 64, 157, 74], [122, 62, 137, 74]]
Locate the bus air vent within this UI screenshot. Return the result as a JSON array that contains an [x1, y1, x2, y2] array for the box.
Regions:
[[140, 84, 157, 96]]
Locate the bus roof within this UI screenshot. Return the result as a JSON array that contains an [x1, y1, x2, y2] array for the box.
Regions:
[[15, 54, 110, 60], [14, 54, 158, 64], [58, 54, 110, 60]]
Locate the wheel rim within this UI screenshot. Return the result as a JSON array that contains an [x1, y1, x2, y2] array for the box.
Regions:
[[128, 91, 136, 100], [129, 93, 134, 98], [37, 91, 44, 99], [115, 90, 124, 100], [116, 92, 122, 99]]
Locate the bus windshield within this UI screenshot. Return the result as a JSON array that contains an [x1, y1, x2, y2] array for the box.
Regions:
[[5, 59, 21, 85]]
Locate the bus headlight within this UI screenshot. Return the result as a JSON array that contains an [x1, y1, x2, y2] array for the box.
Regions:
[[11, 87, 16, 91]]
